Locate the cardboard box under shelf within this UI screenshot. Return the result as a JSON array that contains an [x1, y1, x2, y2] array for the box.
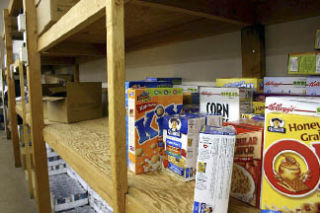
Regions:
[[44, 82, 102, 123], [36, 0, 79, 35]]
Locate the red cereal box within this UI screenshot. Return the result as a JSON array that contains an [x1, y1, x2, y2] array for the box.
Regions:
[[127, 88, 183, 174]]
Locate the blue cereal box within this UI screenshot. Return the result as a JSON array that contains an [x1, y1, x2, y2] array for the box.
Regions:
[[162, 114, 206, 181], [145, 77, 182, 85]]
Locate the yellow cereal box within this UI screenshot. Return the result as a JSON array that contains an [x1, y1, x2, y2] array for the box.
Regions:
[[253, 101, 265, 114], [261, 113, 320, 212], [127, 88, 183, 174], [216, 78, 263, 93]]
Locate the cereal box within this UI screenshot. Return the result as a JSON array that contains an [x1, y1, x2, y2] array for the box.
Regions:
[[162, 114, 206, 181], [225, 122, 264, 207], [145, 77, 182, 85], [307, 77, 320, 96], [216, 78, 263, 93], [193, 125, 236, 213], [200, 87, 253, 122], [261, 112, 320, 212], [253, 101, 265, 114], [264, 77, 307, 95], [288, 52, 320, 75], [127, 88, 183, 174], [174, 85, 199, 113]]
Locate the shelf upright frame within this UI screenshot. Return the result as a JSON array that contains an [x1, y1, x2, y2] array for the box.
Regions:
[[3, 9, 21, 167], [106, 0, 128, 212], [23, 0, 51, 212]]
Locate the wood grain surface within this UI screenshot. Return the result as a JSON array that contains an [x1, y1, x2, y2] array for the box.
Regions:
[[43, 117, 260, 213]]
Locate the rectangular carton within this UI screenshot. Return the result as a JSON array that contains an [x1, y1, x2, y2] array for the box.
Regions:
[[127, 88, 183, 174], [288, 51, 320, 74], [264, 77, 306, 95], [200, 87, 253, 122], [253, 101, 265, 114], [45, 82, 102, 123], [306, 77, 320, 96], [162, 114, 206, 181], [145, 77, 182, 85], [261, 112, 320, 212], [174, 85, 199, 113], [193, 125, 236, 213], [225, 122, 264, 207], [216, 78, 263, 93], [37, 0, 79, 35]]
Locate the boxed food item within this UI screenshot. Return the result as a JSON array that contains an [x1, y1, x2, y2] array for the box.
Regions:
[[216, 78, 263, 93], [128, 88, 183, 174], [288, 51, 320, 74], [48, 162, 67, 176], [200, 87, 253, 122], [145, 77, 182, 85], [225, 122, 264, 207], [88, 186, 113, 213], [306, 77, 320, 96], [44, 82, 102, 123], [37, 0, 79, 35], [174, 85, 199, 113], [315, 29, 320, 50], [261, 112, 320, 212], [182, 81, 216, 87], [253, 101, 265, 114], [206, 114, 223, 127], [50, 174, 88, 212], [193, 125, 236, 213], [265, 96, 320, 116], [44, 74, 73, 84], [61, 205, 96, 213], [162, 114, 206, 181], [264, 77, 307, 95]]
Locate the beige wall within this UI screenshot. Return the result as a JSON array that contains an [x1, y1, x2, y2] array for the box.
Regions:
[[0, 0, 10, 36], [79, 16, 319, 82]]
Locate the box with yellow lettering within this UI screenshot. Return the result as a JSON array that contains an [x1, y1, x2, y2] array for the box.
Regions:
[[216, 78, 263, 93], [127, 88, 183, 174], [261, 99, 320, 212]]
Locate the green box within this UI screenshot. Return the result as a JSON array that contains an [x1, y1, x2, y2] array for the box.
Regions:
[[288, 52, 320, 75]]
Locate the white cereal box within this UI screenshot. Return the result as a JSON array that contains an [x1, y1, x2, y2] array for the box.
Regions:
[[264, 77, 306, 95], [193, 125, 236, 213], [306, 77, 320, 96], [200, 87, 253, 122], [162, 114, 206, 181]]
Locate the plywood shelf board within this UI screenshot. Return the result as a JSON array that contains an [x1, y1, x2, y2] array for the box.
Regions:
[[42, 118, 259, 213]]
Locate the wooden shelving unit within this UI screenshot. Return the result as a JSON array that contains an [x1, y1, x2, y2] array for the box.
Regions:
[[3, 0, 320, 213]]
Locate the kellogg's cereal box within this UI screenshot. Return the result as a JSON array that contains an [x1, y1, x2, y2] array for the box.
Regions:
[[193, 125, 236, 213], [262, 112, 320, 212], [162, 114, 205, 181], [307, 77, 320, 96], [200, 87, 253, 122], [225, 122, 264, 207], [264, 77, 307, 95], [127, 88, 183, 174], [216, 78, 263, 93]]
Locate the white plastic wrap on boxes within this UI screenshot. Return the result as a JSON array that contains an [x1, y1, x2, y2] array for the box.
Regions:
[[48, 163, 67, 176], [67, 166, 88, 191], [17, 13, 26, 32], [61, 205, 96, 213], [88, 186, 113, 213], [19, 43, 28, 63], [50, 174, 88, 212]]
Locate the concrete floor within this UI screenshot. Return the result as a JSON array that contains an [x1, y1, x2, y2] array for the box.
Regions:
[[0, 131, 37, 213]]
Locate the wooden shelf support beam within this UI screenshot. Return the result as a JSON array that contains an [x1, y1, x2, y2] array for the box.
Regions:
[[241, 24, 266, 78], [106, 0, 127, 212], [3, 9, 21, 167], [23, 0, 51, 212]]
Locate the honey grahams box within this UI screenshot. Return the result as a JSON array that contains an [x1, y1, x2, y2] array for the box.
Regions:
[[162, 114, 206, 181], [216, 78, 263, 93], [262, 112, 320, 212], [127, 88, 183, 174], [225, 122, 264, 208]]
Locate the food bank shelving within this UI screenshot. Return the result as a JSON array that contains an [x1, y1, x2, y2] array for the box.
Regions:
[[3, 0, 320, 212]]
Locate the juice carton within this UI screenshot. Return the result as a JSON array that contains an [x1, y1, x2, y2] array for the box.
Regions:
[[127, 88, 183, 174], [264, 77, 306, 95], [200, 87, 253, 122], [162, 114, 206, 181], [306, 77, 320, 96], [193, 125, 236, 213], [145, 77, 182, 85], [216, 78, 263, 93], [261, 112, 320, 212], [225, 122, 264, 207], [288, 51, 320, 74]]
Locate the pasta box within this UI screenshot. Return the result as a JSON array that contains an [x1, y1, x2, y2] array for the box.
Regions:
[[127, 88, 183, 174]]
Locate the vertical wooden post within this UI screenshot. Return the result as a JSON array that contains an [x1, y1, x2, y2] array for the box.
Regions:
[[106, 0, 127, 212], [241, 24, 266, 78], [73, 63, 79, 82], [18, 61, 34, 198], [23, 0, 51, 212], [3, 9, 21, 167]]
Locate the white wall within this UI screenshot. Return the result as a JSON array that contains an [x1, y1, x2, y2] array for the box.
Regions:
[[79, 16, 320, 82]]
